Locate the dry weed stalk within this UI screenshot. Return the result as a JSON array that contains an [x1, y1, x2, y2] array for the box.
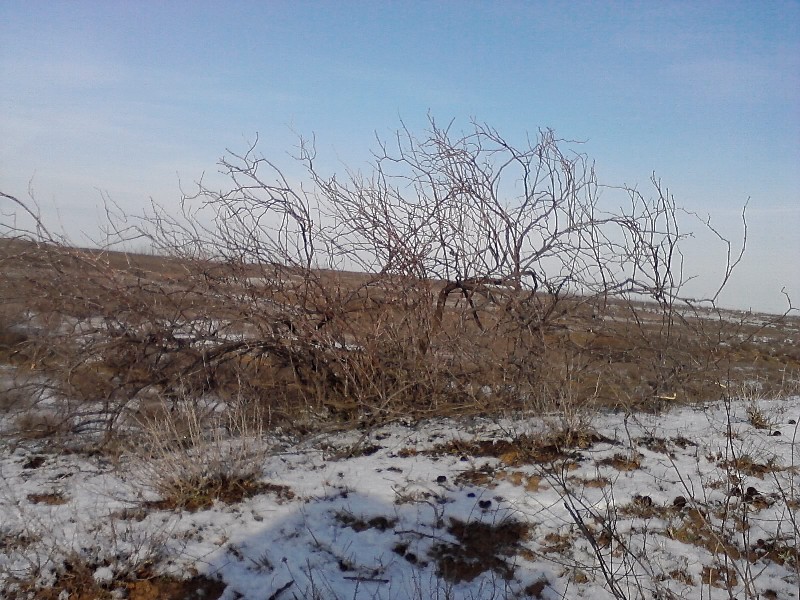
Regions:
[[131, 396, 273, 511], [541, 396, 800, 599]]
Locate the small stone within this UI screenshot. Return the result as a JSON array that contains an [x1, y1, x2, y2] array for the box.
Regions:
[[745, 486, 760, 499], [788, 419, 797, 425], [673, 496, 687, 508], [771, 430, 781, 436], [436, 475, 447, 484], [467, 492, 476, 498]]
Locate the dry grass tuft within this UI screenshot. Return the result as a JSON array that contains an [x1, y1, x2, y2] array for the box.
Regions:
[[746, 403, 772, 430], [26, 492, 67, 506], [431, 517, 531, 583], [4, 558, 225, 600], [701, 563, 739, 589], [428, 427, 615, 469], [144, 474, 289, 512], [335, 511, 397, 532], [718, 454, 783, 478], [131, 398, 280, 512], [666, 508, 743, 560], [598, 452, 642, 472]]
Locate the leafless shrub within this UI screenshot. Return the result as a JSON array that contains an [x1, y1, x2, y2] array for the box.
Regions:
[[0, 118, 794, 445]]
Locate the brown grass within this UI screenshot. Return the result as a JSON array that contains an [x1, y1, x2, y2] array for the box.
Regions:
[[335, 511, 397, 532], [1, 237, 798, 443], [431, 517, 531, 583], [718, 455, 785, 479], [701, 564, 739, 589], [598, 452, 643, 472], [666, 508, 744, 560], [144, 475, 292, 512], [429, 427, 617, 471], [130, 399, 283, 512], [5, 563, 225, 600], [26, 492, 67, 506]]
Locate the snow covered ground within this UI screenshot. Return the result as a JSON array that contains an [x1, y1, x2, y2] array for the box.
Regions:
[[1, 395, 798, 599]]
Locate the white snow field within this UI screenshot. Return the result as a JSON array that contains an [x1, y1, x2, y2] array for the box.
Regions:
[[0, 393, 797, 599]]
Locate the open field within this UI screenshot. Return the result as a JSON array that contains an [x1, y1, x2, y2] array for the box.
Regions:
[[2, 6, 797, 597], [2, 238, 798, 424], [0, 237, 798, 599], [0, 388, 798, 599]]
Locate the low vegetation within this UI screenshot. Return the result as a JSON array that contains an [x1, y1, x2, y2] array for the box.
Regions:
[[0, 119, 797, 598]]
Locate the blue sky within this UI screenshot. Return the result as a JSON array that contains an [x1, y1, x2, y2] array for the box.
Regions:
[[1, 1, 798, 312]]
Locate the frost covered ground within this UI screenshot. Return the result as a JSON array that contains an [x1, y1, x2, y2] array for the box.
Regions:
[[1, 395, 798, 599]]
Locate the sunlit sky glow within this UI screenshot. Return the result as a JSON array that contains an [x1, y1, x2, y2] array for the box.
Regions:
[[1, 1, 798, 313]]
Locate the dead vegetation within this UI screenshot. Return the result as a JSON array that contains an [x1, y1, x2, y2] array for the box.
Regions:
[[1, 119, 798, 599], [4, 565, 225, 600], [2, 120, 796, 446], [431, 517, 532, 583], [2, 233, 795, 445]]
